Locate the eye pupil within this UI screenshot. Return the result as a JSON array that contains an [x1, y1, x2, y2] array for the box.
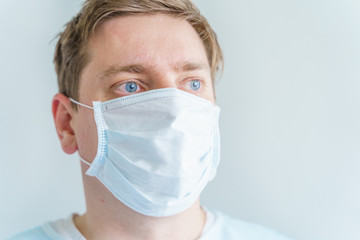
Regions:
[[126, 82, 138, 93], [191, 80, 200, 90]]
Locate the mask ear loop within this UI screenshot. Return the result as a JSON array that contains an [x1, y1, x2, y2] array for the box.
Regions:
[[70, 98, 94, 110], [69, 97, 94, 167], [79, 156, 91, 166]]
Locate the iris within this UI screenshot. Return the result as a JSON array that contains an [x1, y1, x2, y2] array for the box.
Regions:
[[126, 82, 138, 93], [190, 80, 200, 90]]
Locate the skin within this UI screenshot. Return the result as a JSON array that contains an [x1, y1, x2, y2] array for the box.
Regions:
[[52, 14, 215, 240]]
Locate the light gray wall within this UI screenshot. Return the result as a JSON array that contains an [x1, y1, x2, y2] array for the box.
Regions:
[[196, 1, 360, 240], [1, 1, 359, 240], [0, 0, 85, 238]]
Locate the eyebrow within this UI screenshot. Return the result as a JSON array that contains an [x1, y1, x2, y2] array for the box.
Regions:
[[98, 61, 210, 80], [173, 61, 210, 72], [98, 64, 144, 80]]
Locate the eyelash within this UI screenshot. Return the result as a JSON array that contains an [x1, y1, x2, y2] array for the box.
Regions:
[[185, 78, 208, 91], [114, 80, 144, 93]]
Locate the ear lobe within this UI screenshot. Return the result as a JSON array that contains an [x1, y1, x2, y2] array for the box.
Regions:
[[52, 93, 78, 154]]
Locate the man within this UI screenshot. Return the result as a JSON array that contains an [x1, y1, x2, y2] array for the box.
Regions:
[[9, 0, 291, 239]]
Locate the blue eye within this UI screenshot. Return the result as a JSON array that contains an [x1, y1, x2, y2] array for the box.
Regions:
[[125, 82, 138, 93], [190, 80, 201, 90]]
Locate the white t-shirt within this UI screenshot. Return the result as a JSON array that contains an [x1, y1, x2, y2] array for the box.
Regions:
[[8, 208, 292, 239], [45, 209, 216, 240]]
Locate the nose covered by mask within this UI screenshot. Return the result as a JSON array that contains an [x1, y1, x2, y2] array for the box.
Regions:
[[70, 88, 220, 217]]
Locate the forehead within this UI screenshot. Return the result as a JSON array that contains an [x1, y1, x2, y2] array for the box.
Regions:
[[85, 13, 209, 69]]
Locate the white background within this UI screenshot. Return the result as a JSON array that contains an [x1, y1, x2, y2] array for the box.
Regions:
[[1, 1, 359, 239]]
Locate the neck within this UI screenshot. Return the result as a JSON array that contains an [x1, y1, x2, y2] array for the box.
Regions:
[[75, 164, 206, 240]]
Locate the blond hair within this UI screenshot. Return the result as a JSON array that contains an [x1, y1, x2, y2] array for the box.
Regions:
[[54, 0, 223, 101]]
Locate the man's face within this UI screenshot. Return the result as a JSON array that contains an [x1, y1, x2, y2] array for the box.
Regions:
[[72, 14, 214, 162]]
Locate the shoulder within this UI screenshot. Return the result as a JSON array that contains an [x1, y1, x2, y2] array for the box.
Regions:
[[202, 210, 294, 240], [5, 226, 52, 240], [5, 216, 75, 240]]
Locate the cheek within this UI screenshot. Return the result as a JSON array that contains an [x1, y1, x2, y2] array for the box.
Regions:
[[75, 110, 99, 162], [205, 83, 216, 104]]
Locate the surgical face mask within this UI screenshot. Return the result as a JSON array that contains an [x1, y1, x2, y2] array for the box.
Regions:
[[70, 88, 220, 217]]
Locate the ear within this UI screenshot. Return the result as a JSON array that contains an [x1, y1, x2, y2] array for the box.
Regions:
[[52, 93, 78, 154]]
